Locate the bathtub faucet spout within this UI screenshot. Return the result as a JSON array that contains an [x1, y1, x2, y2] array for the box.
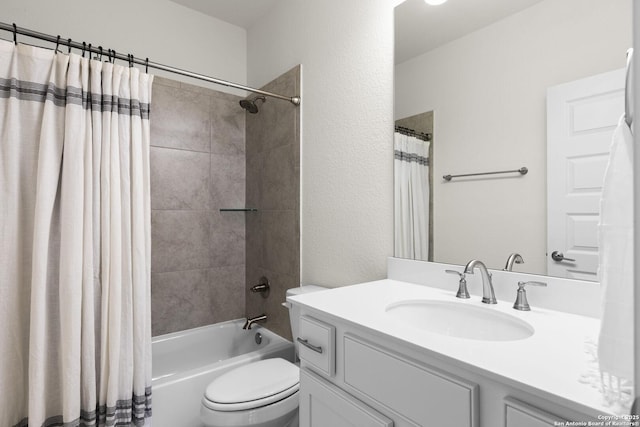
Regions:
[[243, 314, 267, 330]]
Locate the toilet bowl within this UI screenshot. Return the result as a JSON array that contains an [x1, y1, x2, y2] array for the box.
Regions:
[[200, 285, 327, 427], [200, 358, 299, 427]]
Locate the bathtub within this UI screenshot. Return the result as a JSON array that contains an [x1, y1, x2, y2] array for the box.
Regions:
[[152, 319, 295, 427]]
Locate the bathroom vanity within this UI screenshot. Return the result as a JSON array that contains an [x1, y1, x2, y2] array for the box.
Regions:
[[288, 258, 618, 427]]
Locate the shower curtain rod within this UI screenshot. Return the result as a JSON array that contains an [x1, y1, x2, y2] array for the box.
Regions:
[[395, 125, 431, 141], [0, 22, 301, 106]]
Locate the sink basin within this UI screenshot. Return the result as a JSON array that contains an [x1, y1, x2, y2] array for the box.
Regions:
[[385, 300, 534, 341]]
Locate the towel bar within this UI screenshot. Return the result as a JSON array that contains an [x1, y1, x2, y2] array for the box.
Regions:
[[443, 167, 528, 182]]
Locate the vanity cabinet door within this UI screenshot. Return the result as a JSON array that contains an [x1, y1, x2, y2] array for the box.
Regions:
[[343, 335, 478, 427], [299, 368, 394, 427], [505, 398, 565, 427]]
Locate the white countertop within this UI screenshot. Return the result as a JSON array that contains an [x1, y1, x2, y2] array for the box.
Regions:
[[289, 279, 618, 418]]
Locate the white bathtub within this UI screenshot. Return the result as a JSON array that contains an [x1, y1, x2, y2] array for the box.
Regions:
[[152, 319, 295, 427]]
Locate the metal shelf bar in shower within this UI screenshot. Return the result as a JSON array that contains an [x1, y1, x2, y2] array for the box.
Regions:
[[0, 22, 301, 106], [443, 167, 528, 182]]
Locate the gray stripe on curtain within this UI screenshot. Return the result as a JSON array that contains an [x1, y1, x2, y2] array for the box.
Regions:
[[13, 388, 152, 427], [0, 77, 151, 119], [394, 149, 429, 166]]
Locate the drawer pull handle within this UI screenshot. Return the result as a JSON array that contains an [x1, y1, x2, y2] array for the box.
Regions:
[[297, 337, 323, 354]]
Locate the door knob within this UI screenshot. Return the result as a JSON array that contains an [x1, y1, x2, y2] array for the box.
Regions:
[[551, 251, 576, 262]]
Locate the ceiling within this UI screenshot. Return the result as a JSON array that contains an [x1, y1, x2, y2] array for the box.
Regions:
[[168, 0, 545, 64], [395, 0, 545, 64], [169, 0, 280, 29]]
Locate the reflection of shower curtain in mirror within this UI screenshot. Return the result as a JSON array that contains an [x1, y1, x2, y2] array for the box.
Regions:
[[394, 132, 430, 260]]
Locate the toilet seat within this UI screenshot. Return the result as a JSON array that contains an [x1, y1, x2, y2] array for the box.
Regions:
[[203, 358, 299, 412]]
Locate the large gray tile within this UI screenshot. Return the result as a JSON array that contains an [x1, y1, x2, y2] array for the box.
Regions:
[[209, 266, 246, 323], [151, 210, 211, 273], [153, 76, 181, 89], [261, 210, 299, 277], [151, 269, 214, 336], [245, 211, 262, 271], [245, 109, 266, 158], [211, 153, 245, 208], [250, 99, 296, 155], [261, 144, 297, 211], [211, 96, 245, 156], [244, 68, 299, 176], [245, 152, 263, 209], [257, 67, 300, 154], [267, 65, 301, 94], [209, 88, 244, 103], [150, 84, 211, 152], [294, 167, 300, 212], [210, 210, 245, 268], [178, 80, 216, 97], [150, 146, 211, 210]]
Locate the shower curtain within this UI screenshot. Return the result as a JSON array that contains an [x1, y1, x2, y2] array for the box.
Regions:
[[0, 40, 153, 426], [394, 132, 430, 261]]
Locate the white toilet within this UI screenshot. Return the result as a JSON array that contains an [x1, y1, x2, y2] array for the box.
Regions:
[[200, 285, 327, 427]]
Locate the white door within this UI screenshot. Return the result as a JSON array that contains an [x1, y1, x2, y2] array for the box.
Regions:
[[547, 68, 625, 280]]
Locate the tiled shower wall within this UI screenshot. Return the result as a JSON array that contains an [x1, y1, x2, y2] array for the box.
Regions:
[[150, 77, 247, 336], [245, 66, 301, 340]]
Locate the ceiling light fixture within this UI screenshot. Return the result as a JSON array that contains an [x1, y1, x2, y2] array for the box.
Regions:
[[424, 0, 448, 5]]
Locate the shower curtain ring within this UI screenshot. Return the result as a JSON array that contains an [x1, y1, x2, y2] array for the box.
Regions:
[[145, 58, 149, 74], [12, 23, 17, 45], [55, 35, 60, 53], [82, 42, 86, 58], [67, 38, 72, 54], [98, 46, 103, 61]]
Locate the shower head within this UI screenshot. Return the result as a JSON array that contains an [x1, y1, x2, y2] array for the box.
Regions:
[[239, 95, 266, 114]]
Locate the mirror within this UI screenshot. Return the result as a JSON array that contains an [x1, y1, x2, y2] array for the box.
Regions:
[[394, 0, 631, 279]]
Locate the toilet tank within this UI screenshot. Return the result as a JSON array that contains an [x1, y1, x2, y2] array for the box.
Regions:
[[285, 285, 327, 356]]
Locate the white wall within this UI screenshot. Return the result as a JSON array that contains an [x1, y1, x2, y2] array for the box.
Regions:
[[2, 0, 247, 93], [633, 0, 640, 403], [395, 0, 631, 274], [247, 1, 396, 287]]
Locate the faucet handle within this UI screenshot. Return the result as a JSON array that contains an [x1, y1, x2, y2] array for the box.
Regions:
[[445, 270, 470, 299], [445, 269, 463, 278], [518, 280, 547, 288], [513, 281, 547, 311], [250, 276, 270, 298]]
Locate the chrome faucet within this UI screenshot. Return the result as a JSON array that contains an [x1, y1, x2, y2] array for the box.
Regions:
[[242, 314, 267, 330], [503, 253, 524, 271], [463, 260, 497, 304]]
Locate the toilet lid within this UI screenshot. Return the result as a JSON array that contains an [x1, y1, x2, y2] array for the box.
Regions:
[[204, 358, 299, 412]]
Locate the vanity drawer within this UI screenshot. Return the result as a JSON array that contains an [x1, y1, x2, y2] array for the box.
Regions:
[[504, 398, 565, 427], [344, 335, 478, 427], [298, 315, 335, 377]]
